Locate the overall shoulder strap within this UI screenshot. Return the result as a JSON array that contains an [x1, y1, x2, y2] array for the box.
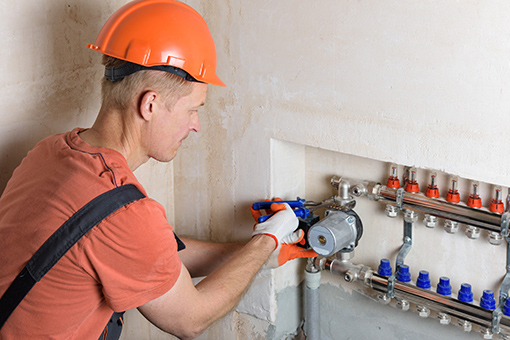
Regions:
[[0, 184, 145, 329]]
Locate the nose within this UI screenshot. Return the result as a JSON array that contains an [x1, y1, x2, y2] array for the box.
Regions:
[[190, 111, 201, 132]]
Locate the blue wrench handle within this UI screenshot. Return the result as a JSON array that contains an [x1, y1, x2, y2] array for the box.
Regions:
[[257, 207, 309, 223]]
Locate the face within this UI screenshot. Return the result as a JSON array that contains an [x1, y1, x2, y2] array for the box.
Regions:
[[146, 82, 207, 162]]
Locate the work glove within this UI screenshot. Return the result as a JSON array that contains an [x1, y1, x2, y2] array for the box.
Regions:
[[250, 199, 318, 268]]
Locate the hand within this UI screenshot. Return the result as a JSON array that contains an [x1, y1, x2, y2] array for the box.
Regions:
[[251, 200, 298, 248], [250, 198, 317, 267], [265, 229, 318, 268]]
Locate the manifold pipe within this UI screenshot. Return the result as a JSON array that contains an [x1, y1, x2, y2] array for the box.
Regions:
[[331, 176, 503, 233], [305, 258, 321, 340], [323, 258, 510, 336], [377, 185, 503, 232]]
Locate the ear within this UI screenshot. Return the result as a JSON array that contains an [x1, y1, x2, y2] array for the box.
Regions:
[[139, 91, 158, 122]]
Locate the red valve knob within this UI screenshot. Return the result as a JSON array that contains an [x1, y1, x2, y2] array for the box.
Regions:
[[425, 173, 439, 198], [466, 182, 482, 208], [446, 177, 460, 203], [489, 186, 504, 214], [405, 168, 420, 193], [386, 165, 400, 189], [490, 200, 504, 213]]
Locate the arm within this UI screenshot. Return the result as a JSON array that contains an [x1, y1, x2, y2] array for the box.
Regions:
[[177, 237, 245, 278], [138, 234, 275, 339]]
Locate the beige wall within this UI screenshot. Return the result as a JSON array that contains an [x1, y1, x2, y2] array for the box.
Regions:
[[2, 0, 510, 339]]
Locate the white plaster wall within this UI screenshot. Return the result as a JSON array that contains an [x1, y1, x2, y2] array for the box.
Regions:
[[173, 0, 510, 339], [3, 0, 510, 339]]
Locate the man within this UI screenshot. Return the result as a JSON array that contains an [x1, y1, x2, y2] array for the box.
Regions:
[[0, 1, 314, 339]]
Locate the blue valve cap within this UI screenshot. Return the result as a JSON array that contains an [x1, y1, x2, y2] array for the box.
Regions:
[[458, 283, 473, 303], [480, 290, 496, 310], [504, 297, 510, 317], [378, 259, 392, 277], [416, 270, 431, 289], [396, 264, 411, 283], [437, 276, 452, 296]]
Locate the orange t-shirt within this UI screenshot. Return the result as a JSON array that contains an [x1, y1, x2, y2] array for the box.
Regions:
[[0, 128, 182, 339]]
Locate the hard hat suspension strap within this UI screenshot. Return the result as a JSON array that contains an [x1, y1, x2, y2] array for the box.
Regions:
[[104, 61, 202, 83]]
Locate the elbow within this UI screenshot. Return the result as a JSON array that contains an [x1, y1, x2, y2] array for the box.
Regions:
[[172, 322, 208, 340]]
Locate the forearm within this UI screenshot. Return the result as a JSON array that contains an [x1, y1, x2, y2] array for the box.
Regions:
[[178, 237, 245, 277], [192, 235, 275, 325]]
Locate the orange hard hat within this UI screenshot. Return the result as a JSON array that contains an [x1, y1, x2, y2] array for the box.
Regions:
[[87, 0, 225, 86]]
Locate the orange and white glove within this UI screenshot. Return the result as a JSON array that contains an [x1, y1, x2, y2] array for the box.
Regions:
[[250, 199, 318, 268], [251, 201, 299, 248]]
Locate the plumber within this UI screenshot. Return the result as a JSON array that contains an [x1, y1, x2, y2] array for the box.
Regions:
[[0, 1, 315, 339]]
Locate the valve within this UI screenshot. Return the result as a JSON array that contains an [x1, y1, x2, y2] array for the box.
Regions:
[[404, 167, 419, 193], [457, 283, 473, 303], [425, 172, 439, 198], [466, 181, 482, 208], [386, 164, 400, 189], [377, 258, 392, 277], [480, 290, 496, 310], [446, 177, 460, 203], [416, 270, 431, 289], [489, 186, 504, 214], [396, 264, 411, 283], [503, 297, 510, 317], [437, 276, 452, 296]]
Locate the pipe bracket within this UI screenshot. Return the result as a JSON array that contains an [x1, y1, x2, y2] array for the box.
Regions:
[[396, 188, 405, 210], [396, 221, 413, 268], [501, 213, 510, 238], [387, 275, 396, 298]]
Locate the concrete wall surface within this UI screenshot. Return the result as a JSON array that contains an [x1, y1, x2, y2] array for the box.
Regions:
[[1, 0, 510, 339]]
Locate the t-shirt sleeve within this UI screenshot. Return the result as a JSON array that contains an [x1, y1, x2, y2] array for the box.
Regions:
[[80, 197, 182, 312]]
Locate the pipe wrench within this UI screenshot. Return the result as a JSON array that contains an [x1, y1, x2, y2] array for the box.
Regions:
[[251, 198, 309, 223]]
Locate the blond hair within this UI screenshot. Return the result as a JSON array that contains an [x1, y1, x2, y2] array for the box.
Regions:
[[100, 55, 194, 111]]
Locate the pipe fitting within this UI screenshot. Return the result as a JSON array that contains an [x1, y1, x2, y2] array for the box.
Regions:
[[480, 328, 494, 339], [437, 312, 451, 325], [396, 299, 410, 311], [305, 270, 321, 290], [338, 179, 351, 201], [377, 293, 391, 305], [465, 226, 481, 239], [458, 319, 472, 332], [306, 257, 320, 273], [489, 231, 504, 246], [416, 306, 430, 318], [351, 183, 367, 197], [404, 210, 418, 223], [385, 205, 399, 218], [423, 214, 438, 228], [358, 266, 373, 286], [444, 220, 459, 234], [366, 182, 382, 201], [344, 270, 357, 283]]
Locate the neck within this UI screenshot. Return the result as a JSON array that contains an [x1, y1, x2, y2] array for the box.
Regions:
[[80, 106, 149, 171]]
